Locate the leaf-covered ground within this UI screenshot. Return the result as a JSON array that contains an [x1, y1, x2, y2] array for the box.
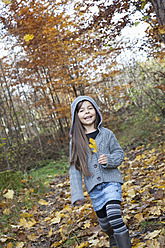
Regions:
[[0, 144, 165, 248]]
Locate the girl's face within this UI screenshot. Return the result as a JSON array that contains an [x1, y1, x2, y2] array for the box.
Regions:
[[77, 101, 96, 129]]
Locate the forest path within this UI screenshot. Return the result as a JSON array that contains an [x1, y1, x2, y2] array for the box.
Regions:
[[0, 144, 165, 248]]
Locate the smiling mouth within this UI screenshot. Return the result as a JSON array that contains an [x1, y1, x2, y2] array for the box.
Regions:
[[84, 116, 92, 120]]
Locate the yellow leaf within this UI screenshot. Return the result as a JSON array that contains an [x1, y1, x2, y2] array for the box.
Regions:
[[89, 138, 97, 153], [4, 189, 14, 199], [44, 217, 51, 222], [20, 212, 33, 218], [76, 241, 89, 248], [154, 176, 161, 183], [51, 241, 61, 247], [38, 199, 49, 205], [21, 179, 27, 184], [67, 218, 72, 224], [134, 213, 143, 223], [155, 116, 160, 122], [15, 242, 24, 248], [59, 226, 67, 240], [47, 227, 53, 237], [158, 25, 165, 34], [44, 181, 50, 185], [26, 218, 36, 228], [2, 0, 11, 4], [27, 233, 38, 241], [19, 217, 36, 228], [56, 183, 64, 187], [7, 242, 13, 248], [144, 230, 161, 239], [84, 222, 91, 229], [30, 188, 34, 193], [50, 212, 61, 224], [146, 239, 160, 248], [64, 204, 70, 210], [19, 217, 27, 227], [135, 155, 142, 161], [133, 240, 145, 248], [127, 188, 136, 198], [3, 208, 11, 215], [145, 155, 157, 165], [23, 34, 34, 42], [83, 203, 92, 208], [150, 206, 161, 216]]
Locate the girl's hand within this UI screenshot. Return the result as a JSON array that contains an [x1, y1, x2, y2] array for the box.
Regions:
[[74, 200, 84, 206], [98, 154, 107, 165]]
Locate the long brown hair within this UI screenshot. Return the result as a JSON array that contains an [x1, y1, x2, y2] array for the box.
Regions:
[[70, 101, 100, 177]]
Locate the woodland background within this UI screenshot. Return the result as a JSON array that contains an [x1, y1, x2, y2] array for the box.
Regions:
[[0, 0, 165, 247]]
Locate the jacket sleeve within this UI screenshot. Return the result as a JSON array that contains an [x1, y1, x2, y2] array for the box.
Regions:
[[101, 131, 125, 169], [69, 140, 85, 205]]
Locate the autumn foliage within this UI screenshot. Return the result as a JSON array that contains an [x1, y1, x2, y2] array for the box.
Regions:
[[0, 0, 165, 172], [0, 143, 164, 247]]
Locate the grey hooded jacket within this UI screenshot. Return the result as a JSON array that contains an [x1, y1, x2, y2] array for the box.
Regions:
[[69, 96, 124, 205]]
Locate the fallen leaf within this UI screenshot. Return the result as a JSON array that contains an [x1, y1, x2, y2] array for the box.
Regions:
[[15, 242, 24, 248], [134, 213, 143, 223], [3, 208, 11, 215], [158, 25, 165, 34], [83, 222, 91, 229], [146, 239, 160, 248], [19, 217, 36, 228], [155, 116, 160, 122], [149, 206, 161, 216], [56, 183, 64, 187], [51, 241, 61, 247], [2, 0, 11, 4], [144, 230, 161, 239], [47, 227, 53, 237], [27, 233, 38, 241], [0, 236, 8, 242], [20, 212, 34, 218], [3, 189, 14, 199], [50, 212, 62, 224], [127, 188, 136, 198], [38, 199, 49, 205], [7, 242, 13, 248], [75, 241, 89, 247], [88, 239, 98, 245]]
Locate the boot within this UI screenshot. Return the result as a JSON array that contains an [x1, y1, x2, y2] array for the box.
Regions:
[[109, 234, 117, 248], [114, 230, 131, 248], [104, 226, 117, 248], [97, 216, 117, 247]]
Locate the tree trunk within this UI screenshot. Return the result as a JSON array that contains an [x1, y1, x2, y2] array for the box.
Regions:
[[0, 59, 24, 142], [150, 0, 165, 26], [0, 129, 10, 171], [14, 55, 43, 153], [150, 0, 165, 42], [0, 72, 20, 144]]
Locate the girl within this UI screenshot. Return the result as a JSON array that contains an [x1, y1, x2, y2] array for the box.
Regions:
[[69, 96, 131, 248]]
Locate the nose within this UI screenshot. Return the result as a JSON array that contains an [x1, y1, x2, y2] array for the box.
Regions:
[[85, 108, 89, 113]]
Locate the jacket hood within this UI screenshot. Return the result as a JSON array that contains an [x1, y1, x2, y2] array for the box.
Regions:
[[70, 95, 102, 137]]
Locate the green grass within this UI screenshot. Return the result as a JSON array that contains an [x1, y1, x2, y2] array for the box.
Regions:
[[28, 157, 69, 182], [139, 220, 164, 233], [0, 170, 24, 191], [0, 157, 69, 191], [111, 106, 165, 150], [0, 157, 69, 235]]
